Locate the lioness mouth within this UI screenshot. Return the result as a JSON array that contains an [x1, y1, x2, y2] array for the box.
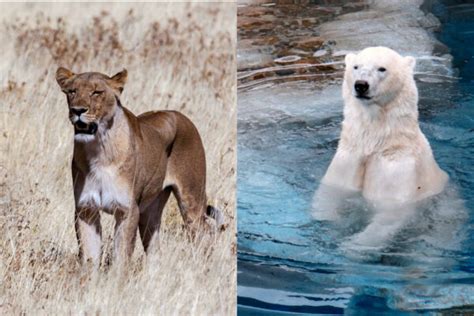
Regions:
[[356, 95, 372, 100], [74, 121, 98, 135]]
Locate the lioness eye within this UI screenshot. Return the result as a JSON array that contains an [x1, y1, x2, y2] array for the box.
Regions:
[[353, 65, 358, 70], [378, 67, 386, 72], [92, 90, 104, 96]]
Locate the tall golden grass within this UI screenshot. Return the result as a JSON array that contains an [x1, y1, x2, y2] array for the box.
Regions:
[[0, 3, 236, 314]]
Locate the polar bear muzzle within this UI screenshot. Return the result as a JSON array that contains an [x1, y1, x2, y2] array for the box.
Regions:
[[354, 80, 371, 99]]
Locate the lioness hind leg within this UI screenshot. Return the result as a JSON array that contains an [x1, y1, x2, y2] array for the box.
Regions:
[[139, 188, 171, 253], [171, 183, 207, 237]]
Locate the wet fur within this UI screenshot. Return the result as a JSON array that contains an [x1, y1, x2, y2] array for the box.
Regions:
[[313, 47, 448, 248]]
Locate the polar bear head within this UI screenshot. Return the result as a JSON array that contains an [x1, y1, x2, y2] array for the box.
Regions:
[[343, 47, 416, 107]]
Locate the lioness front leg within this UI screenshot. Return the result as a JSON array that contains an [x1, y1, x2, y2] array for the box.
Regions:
[[113, 204, 140, 264], [75, 207, 102, 267]]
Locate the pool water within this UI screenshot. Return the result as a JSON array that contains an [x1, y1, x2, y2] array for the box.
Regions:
[[237, 1, 474, 314]]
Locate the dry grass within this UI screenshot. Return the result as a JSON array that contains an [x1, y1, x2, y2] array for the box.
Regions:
[[0, 3, 236, 315]]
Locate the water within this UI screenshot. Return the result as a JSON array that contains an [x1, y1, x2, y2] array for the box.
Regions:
[[237, 1, 474, 314]]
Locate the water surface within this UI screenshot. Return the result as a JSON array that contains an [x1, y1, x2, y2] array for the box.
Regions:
[[238, 1, 474, 313]]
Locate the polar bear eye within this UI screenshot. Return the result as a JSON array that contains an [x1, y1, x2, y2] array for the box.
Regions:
[[378, 67, 386, 72], [353, 65, 358, 70]]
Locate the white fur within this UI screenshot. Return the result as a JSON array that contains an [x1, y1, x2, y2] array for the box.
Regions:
[[313, 47, 448, 248], [113, 220, 125, 261], [74, 134, 95, 142], [77, 219, 101, 265], [77, 164, 130, 210], [70, 114, 79, 124], [162, 173, 174, 190], [71, 112, 97, 142]]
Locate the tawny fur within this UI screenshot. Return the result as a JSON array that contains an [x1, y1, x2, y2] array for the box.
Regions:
[[56, 67, 215, 266]]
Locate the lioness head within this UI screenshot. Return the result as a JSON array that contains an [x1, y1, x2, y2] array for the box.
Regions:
[[56, 68, 127, 142]]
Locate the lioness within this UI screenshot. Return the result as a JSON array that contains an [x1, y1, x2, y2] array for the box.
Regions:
[[56, 67, 223, 266]]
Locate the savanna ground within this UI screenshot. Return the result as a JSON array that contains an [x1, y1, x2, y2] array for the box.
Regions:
[[0, 3, 236, 315]]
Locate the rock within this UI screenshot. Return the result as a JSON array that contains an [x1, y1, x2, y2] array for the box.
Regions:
[[301, 18, 318, 28], [238, 6, 274, 18], [291, 36, 324, 50], [274, 55, 301, 64], [419, 13, 441, 30], [238, 46, 275, 71], [317, 0, 452, 76], [343, 2, 368, 13], [278, 48, 311, 56], [239, 39, 256, 50], [319, 10, 434, 56], [313, 6, 342, 15], [238, 16, 274, 30], [252, 35, 280, 46], [332, 50, 353, 57], [313, 49, 327, 57], [275, 69, 295, 76]]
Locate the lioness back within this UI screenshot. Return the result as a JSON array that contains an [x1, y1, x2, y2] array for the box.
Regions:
[[138, 110, 207, 191], [138, 110, 205, 158]]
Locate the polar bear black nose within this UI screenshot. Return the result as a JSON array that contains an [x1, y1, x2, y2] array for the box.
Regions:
[[354, 80, 369, 94]]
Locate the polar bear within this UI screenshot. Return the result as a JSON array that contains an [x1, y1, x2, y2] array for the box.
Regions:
[[312, 47, 448, 248]]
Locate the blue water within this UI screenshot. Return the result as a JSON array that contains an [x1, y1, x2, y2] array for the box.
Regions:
[[237, 1, 474, 314]]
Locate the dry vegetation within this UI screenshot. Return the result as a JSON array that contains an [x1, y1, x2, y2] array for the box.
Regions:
[[0, 3, 236, 315]]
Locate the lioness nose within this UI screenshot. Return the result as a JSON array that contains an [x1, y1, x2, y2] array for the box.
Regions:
[[70, 107, 88, 116], [354, 80, 369, 94]]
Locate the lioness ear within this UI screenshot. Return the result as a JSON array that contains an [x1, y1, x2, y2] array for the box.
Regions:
[[109, 69, 128, 94], [56, 67, 75, 90], [405, 56, 416, 71], [345, 53, 356, 66]]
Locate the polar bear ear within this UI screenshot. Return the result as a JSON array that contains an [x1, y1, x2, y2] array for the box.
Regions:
[[405, 56, 416, 71], [345, 53, 356, 66]]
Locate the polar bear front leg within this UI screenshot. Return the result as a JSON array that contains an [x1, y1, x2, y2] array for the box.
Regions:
[[345, 155, 418, 249], [312, 184, 357, 221], [312, 149, 364, 221], [323, 148, 365, 191], [345, 202, 415, 250]]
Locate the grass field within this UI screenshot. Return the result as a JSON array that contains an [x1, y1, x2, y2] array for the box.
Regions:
[[0, 3, 236, 314]]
